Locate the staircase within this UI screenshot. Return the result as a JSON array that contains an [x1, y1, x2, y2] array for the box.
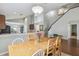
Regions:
[[44, 3, 79, 36]]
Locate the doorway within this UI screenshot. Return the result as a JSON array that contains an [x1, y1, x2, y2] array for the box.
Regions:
[[71, 24, 77, 39], [70, 24, 77, 47]]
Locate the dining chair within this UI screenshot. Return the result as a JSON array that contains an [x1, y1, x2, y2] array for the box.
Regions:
[[54, 36, 62, 56], [46, 39, 56, 56], [32, 49, 45, 56], [12, 38, 24, 45], [27, 32, 38, 41]]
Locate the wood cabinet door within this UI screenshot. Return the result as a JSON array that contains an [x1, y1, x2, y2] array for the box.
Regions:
[[0, 15, 5, 29]]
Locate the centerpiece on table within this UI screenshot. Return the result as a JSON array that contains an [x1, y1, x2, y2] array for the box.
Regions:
[[36, 31, 42, 42]]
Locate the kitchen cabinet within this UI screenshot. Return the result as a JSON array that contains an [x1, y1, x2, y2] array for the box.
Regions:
[[0, 15, 5, 29]]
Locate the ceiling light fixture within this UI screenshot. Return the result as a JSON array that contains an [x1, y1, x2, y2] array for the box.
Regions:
[[13, 12, 17, 14], [32, 6, 44, 14], [58, 7, 68, 15]]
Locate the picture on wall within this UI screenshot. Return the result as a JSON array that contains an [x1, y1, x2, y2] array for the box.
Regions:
[[29, 24, 34, 30]]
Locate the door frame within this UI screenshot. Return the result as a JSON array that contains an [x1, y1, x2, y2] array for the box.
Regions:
[[68, 22, 78, 39]]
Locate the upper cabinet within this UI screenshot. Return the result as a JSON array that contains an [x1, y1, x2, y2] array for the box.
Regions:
[[0, 15, 6, 29]]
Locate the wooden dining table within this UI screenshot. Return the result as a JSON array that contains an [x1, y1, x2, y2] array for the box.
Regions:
[[8, 37, 52, 56]]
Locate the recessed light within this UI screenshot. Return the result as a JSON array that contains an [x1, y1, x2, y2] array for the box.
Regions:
[[46, 10, 56, 17], [13, 12, 17, 14]]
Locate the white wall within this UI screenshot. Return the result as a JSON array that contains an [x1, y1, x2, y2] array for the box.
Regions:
[[34, 14, 44, 32], [48, 7, 79, 39]]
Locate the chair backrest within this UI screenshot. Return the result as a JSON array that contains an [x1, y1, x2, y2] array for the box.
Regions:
[[27, 33, 38, 40], [46, 39, 56, 56], [46, 36, 62, 56], [12, 38, 24, 45], [55, 36, 61, 47], [32, 49, 45, 56], [54, 36, 62, 56]]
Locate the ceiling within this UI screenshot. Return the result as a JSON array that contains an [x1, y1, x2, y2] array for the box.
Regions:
[[0, 3, 67, 20]]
